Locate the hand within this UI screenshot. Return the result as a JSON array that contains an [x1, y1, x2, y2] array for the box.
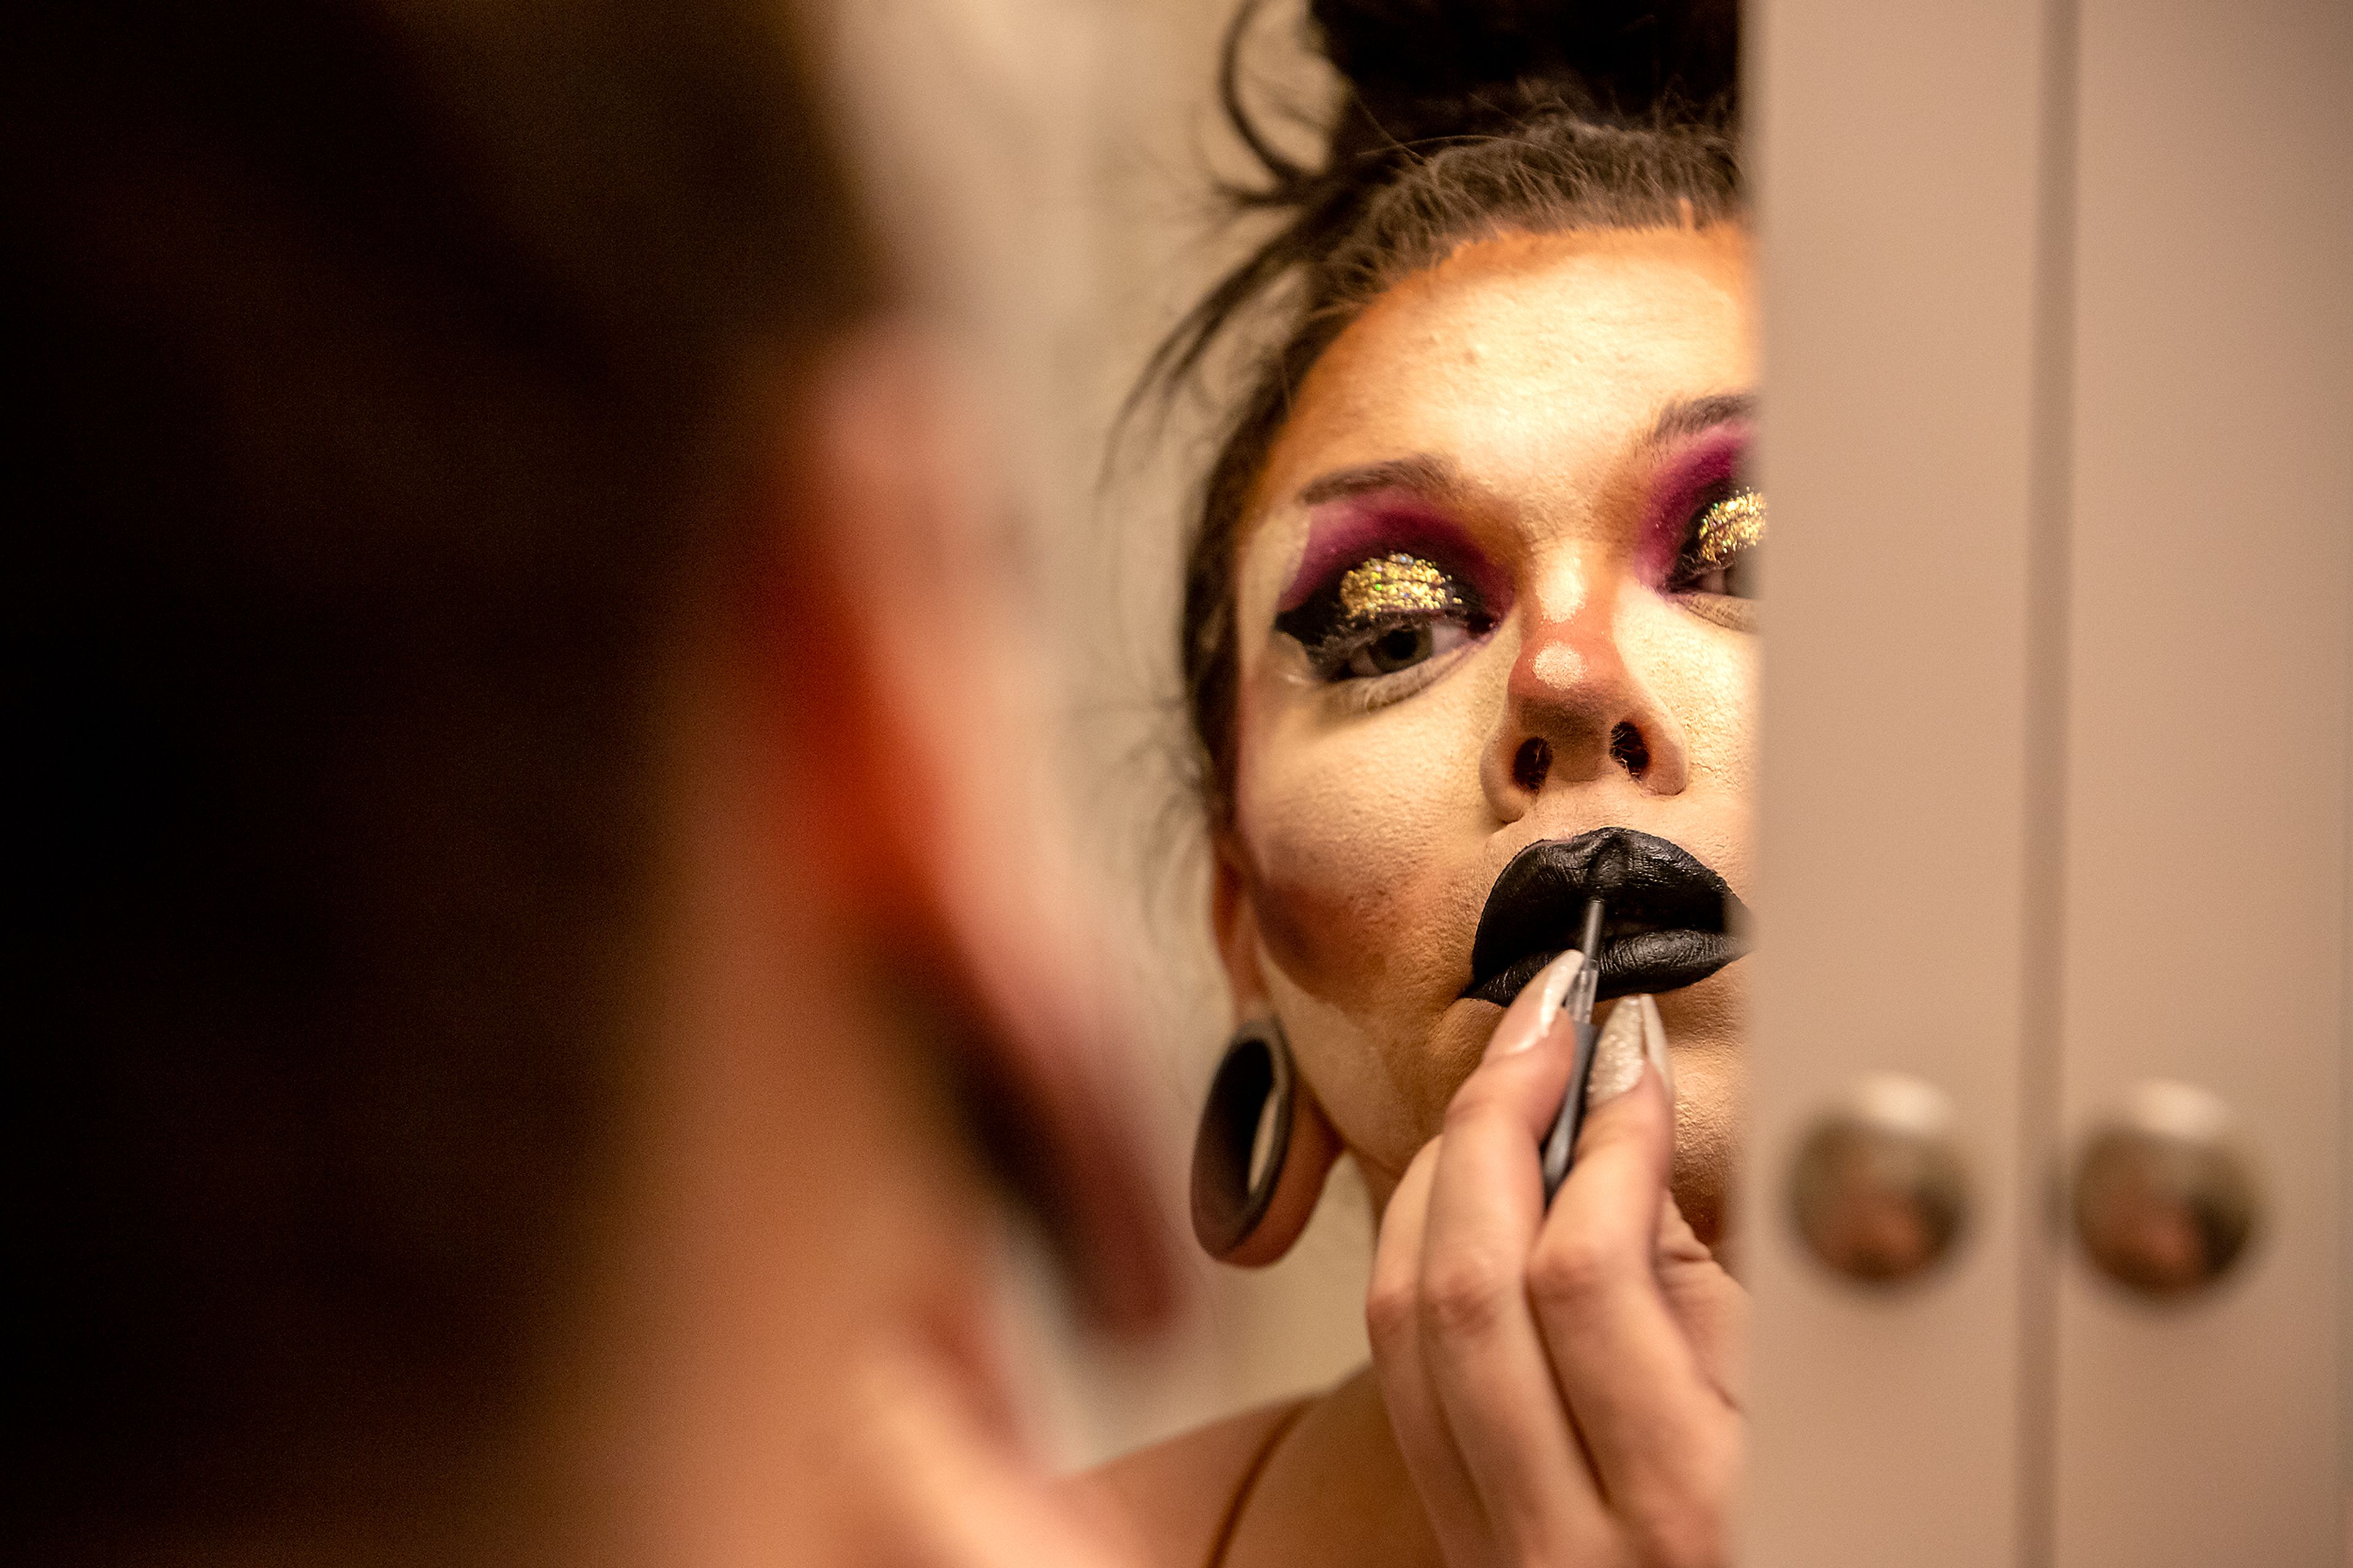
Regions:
[[1368, 952, 1745, 1567]]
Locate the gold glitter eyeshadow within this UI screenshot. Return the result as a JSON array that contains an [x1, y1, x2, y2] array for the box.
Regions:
[[1338, 553, 1458, 625], [1693, 489, 1765, 569]]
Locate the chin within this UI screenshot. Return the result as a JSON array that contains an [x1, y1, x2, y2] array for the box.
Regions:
[[1656, 961, 1747, 1252], [1391, 958, 1748, 1244]]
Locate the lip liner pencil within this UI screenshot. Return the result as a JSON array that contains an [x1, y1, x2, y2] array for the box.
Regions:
[[1539, 895, 1607, 1205]]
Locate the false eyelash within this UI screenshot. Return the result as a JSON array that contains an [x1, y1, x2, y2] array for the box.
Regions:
[[1274, 551, 1491, 678]]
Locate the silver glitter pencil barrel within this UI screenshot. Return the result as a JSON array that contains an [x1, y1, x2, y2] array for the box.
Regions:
[[1539, 895, 1606, 1203]]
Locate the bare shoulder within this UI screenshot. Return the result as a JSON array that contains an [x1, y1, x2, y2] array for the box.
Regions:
[[1066, 1397, 1313, 1568]]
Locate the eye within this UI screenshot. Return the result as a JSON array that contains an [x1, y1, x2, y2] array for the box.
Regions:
[[1346, 618, 1476, 678], [1665, 486, 1765, 605], [1274, 551, 1493, 685]]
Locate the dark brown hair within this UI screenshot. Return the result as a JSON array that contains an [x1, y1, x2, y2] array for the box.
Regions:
[[1, 0, 881, 1548], [1148, 0, 1745, 821]]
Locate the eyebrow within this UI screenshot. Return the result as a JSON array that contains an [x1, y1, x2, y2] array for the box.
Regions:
[[1650, 392, 1757, 445], [1295, 453, 1460, 509], [1289, 394, 1756, 510]]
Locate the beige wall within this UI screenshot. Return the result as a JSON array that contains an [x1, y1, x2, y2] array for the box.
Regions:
[[827, 0, 1371, 1470]]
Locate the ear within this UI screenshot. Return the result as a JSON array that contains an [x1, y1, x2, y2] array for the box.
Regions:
[[763, 325, 1171, 1330], [1200, 833, 1341, 1268], [1209, 833, 1270, 1017]]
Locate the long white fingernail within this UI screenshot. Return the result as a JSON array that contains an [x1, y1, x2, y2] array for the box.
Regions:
[[1485, 949, 1584, 1059], [1532, 949, 1583, 1036], [1586, 994, 1673, 1108], [1586, 995, 1648, 1105], [1637, 993, 1673, 1106]]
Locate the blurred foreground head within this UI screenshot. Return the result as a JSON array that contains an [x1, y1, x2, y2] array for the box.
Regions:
[[2, 1, 1167, 1562]]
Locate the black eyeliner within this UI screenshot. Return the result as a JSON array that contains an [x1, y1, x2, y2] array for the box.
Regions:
[[1273, 554, 1490, 673]]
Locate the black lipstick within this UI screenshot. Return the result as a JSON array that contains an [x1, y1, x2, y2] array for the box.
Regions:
[[1463, 827, 1748, 1006]]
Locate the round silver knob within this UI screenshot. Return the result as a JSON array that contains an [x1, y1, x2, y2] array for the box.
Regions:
[[2071, 1080, 2260, 1300], [1789, 1073, 1971, 1285]]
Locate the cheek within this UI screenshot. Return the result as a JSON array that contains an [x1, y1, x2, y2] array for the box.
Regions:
[[1628, 607, 1759, 800], [1233, 654, 1500, 1007], [1231, 652, 1509, 1176]]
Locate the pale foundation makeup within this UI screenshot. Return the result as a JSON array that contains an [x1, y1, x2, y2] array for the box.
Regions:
[[1220, 224, 1759, 1243]]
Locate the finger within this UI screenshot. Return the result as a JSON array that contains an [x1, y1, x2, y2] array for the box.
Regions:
[[1481, 942, 1588, 1069], [1656, 1191, 1748, 1410], [1417, 952, 1614, 1558], [1368, 1140, 1490, 1554], [1594, 996, 1744, 1407], [1531, 1061, 1737, 1548]]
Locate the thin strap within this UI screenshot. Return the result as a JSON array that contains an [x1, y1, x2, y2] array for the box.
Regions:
[[1203, 1399, 1313, 1568]]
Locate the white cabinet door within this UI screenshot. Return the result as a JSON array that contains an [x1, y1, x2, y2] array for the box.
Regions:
[[2054, 0, 2352, 1562], [1747, 1, 2054, 1562], [1749, 0, 2350, 1562]]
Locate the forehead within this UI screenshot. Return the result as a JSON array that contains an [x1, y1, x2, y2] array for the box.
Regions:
[[1250, 225, 1756, 519]]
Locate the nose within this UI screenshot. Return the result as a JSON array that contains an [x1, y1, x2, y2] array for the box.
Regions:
[[1483, 564, 1691, 817]]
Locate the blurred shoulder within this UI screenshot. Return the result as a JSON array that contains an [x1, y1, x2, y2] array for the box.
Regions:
[[1066, 1396, 1314, 1568]]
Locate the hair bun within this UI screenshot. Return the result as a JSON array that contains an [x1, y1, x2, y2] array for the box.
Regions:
[[1309, 0, 1737, 148]]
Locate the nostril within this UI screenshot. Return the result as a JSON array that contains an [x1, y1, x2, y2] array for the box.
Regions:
[[1512, 737, 1552, 793], [1609, 721, 1651, 778]]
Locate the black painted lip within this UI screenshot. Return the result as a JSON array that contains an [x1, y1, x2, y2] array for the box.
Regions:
[[1462, 827, 1749, 1006]]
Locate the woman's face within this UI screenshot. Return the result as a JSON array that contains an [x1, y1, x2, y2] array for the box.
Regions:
[[1222, 225, 1757, 1243]]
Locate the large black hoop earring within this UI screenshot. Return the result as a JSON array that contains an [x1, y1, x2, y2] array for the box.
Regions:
[[1190, 1018, 1297, 1260]]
